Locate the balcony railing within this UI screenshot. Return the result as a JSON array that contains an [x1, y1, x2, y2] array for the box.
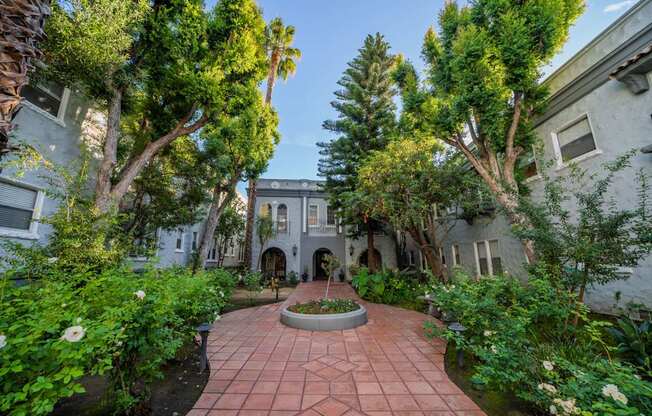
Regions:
[[308, 221, 338, 234], [273, 220, 290, 235]]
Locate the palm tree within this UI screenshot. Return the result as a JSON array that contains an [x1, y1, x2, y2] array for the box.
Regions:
[[242, 17, 300, 270], [0, 0, 51, 161]]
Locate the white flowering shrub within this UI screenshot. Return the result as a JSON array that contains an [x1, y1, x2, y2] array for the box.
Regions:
[[425, 271, 652, 415], [0, 267, 235, 415]]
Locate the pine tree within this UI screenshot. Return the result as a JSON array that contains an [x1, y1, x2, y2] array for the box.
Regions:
[[317, 33, 397, 272]]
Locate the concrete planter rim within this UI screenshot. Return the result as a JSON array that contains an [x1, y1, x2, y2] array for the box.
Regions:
[[280, 303, 368, 331]]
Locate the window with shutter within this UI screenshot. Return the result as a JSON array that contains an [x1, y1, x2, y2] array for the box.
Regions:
[[23, 81, 68, 121], [556, 116, 597, 163], [0, 180, 39, 233]]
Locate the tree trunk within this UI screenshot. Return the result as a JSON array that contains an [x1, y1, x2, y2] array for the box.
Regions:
[[94, 87, 122, 212], [242, 51, 281, 270], [367, 222, 377, 273], [242, 180, 256, 270], [0, 0, 51, 162], [408, 228, 444, 281], [194, 181, 236, 273], [94, 109, 208, 213]]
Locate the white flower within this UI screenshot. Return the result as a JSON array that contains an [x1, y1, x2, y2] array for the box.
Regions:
[[214, 314, 221, 321], [61, 326, 85, 342], [61, 303, 67, 308], [76, 317, 82, 324], [47, 257, 58, 264], [0, 335, 6, 349], [134, 290, 146, 300], [483, 330, 495, 337], [543, 360, 555, 371], [553, 398, 578, 415], [219, 291, 225, 298], [549, 405, 557, 415], [450, 285, 455, 289], [538, 383, 557, 395], [490, 345, 498, 353], [602, 384, 628, 405]]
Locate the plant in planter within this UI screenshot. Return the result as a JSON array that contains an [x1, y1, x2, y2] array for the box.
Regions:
[[288, 298, 359, 314], [301, 266, 309, 282], [338, 269, 346, 282], [288, 271, 299, 286], [321, 254, 340, 299]]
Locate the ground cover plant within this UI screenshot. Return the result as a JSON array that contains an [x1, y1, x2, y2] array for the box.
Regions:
[[288, 298, 359, 315]]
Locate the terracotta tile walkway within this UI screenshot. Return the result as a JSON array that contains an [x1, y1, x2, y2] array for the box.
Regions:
[[188, 282, 486, 416]]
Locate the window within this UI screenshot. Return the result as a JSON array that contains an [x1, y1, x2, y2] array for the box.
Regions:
[[225, 239, 235, 257], [277, 204, 288, 232], [192, 232, 198, 251], [409, 250, 416, 266], [452, 244, 461, 266], [308, 204, 318, 227], [0, 178, 43, 238], [438, 247, 446, 265], [175, 229, 185, 252], [521, 150, 539, 179], [208, 238, 217, 261], [326, 205, 336, 226], [474, 239, 502, 276], [554, 115, 598, 164], [22, 81, 69, 122], [238, 243, 245, 262]]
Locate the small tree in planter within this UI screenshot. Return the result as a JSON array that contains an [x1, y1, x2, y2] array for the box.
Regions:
[[301, 266, 309, 282], [322, 254, 341, 299], [243, 272, 263, 305]]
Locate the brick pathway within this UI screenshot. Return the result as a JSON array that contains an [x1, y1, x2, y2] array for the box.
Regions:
[[188, 282, 485, 416]]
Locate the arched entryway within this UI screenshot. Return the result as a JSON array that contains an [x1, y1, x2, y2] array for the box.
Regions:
[[313, 248, 333, 281], [359, 249, 382, 269], [261, 247, 286, 281]]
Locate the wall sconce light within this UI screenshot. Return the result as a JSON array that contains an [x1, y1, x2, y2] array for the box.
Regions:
[[292, 244, 298, 257], [349, 244, 355, 256]]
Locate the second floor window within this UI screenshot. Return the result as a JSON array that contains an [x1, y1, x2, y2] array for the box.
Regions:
[[308, 204, 318, 227], [23, 81, 68, 121], [452, 244, 461, 266], [555, 115, 597, 164], [192, 232, 198, 251], [0, 180, 38, 232], [277, 204, 288, 232], [475, 239, 502, 276], [326, 205, 336, 226], [175, 229, 184, 252]]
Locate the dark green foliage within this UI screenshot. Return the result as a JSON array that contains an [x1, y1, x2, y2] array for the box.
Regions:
[[288, 299, 359, 315], [317, 33, 397, 235], [608, 318, 652, 376], [351, 268, 425, 308]]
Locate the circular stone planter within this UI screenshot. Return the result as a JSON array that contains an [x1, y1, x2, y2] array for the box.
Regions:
[[280, 304, 368, 331]]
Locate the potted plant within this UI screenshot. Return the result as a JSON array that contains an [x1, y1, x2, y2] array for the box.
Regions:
[[338, 269, 345, 282], [301, 266, 309, 282]]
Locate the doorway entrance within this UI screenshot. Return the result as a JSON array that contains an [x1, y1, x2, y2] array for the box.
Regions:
[[313, 248, 333, 281], [359, 249, 382, 269], [261, 247, 286, 281]]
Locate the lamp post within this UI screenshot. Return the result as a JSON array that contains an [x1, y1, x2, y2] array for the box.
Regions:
[[448, 322, 467, 368], [197, 323, 212, 373], [292, 244, 297, 257]]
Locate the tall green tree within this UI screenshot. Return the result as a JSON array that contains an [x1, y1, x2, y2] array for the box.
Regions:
[[212, 199, 246, 267], [40, 0, 266, 213], [194, 85, 279, 271], [317, 33, 397, 272], [243, 17, 300, 271], [420, 0, 584, 263]]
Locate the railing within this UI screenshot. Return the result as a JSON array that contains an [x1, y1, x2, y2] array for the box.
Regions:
[[273, 220, 291, 235], [308, 221, 338, 234]]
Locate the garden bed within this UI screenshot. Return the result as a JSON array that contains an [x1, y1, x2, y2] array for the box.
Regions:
[[287, 298, 360, 314], [51, 342, 208, 416]]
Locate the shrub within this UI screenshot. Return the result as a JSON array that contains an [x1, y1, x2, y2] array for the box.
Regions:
[[426, 272, 652, 415], [607, 318, 652, 376], [352, 267, 424, 307], [243, 271, 263, 305], [0, 267, 234, 415], [288, 271, 299, 286]]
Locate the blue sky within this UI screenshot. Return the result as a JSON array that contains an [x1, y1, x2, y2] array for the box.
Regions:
[[228, 0, 638, 189]]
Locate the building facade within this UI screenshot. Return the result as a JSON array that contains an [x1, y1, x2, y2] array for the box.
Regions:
[[251, 179, 398, 281]]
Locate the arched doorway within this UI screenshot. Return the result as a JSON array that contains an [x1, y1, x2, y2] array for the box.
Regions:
[[359, 249, 382, 269], [313, 248, 333, 281], [261, 247, 286, 281]]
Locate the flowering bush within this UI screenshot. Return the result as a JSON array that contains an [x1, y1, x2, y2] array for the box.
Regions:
[[0, 267, 234, 415], [425, 271, 652, 415]]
